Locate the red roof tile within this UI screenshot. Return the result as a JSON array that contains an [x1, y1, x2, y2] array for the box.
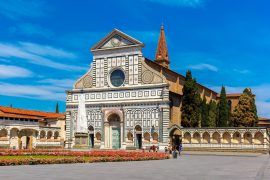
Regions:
[[0, 106, 65, 120], [258, 122, 270, 125], [259, 118, 270, 121]]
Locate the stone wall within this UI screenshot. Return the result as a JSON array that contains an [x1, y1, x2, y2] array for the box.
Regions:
[[169, 126, 269, 151]]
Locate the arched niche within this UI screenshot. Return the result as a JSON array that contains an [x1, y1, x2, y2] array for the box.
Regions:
[[212, 132, 220, 144], [192, 132, 200, 144], [202, 132, 210, 144], [183, 132, 191, 144], [222, 132, 231, 144]]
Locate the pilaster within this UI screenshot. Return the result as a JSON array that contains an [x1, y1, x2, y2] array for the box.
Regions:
[[65, 111, 72, 148]]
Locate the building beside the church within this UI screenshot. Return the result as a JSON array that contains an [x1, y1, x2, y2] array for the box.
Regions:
[[0, 106, 65, 149], [65, 26, 269, 150]]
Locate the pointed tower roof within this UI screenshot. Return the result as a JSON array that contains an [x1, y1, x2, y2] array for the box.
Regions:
[[155, 25, 170, 68]]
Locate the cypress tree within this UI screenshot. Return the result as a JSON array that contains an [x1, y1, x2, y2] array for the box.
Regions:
[[217, 86, 229, 127], [196, 93, 202, 128], [227, 100, 232, 126], [55, 102, 59, 113], [181, 70, 201, 127], [208, 100, 217, 127], [231, 88, 258, 127], [201, 96, 209, 127]]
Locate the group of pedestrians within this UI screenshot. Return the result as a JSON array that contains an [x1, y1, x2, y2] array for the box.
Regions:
[[149, 145, 159, 152], [164, 140, 182, 158]]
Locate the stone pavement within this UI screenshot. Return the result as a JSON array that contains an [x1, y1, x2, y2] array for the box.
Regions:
[[181, 151, 264, 157], [0, 154, 269, 180]]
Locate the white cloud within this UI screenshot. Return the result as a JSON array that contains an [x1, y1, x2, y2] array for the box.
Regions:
[[0, 82, 66, 101], [127, 31, 160, 44], [0, 65, 32, 78], [9, 23, 54, 38], [19, 42, 77, 59], [0, 0, 46, 19], [210, 84, 270, 118], [58, 30, 160, 51], [0, 58, 10, 63], [0, 77, 76, 101], [145, 0, 203, 7], [256, 101, 270, 118], [38, 79, 75, 88], [188, 63, 218, 72], [0, 42, 86, 71], [233, 69, 251, 74]]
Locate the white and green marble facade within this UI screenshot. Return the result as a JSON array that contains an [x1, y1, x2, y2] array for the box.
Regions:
[[65, 29, 169, 150]]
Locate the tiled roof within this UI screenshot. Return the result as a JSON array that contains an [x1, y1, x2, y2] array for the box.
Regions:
[[258, 121, 270, 125], [258, 117, 270, 126], [259, 118, 270, 121], [144, 58, 218, 95], [0, 113, 42, 120], [0, 106, 65, 120]]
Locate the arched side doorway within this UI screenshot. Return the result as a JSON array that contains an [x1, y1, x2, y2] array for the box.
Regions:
[[88, 125, 94, 148], [18, 129, 37, 150], [134, 125, 142, 149], [170, 128, 182, 148], [105, 113, 121, 149]]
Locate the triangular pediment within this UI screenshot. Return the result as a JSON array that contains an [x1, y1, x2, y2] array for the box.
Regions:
[[91, 29, 144, 52]]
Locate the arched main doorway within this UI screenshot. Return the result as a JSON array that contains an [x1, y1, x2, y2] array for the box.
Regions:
[[88, 125, 94, 148], [105, 113, 121, 149], [134, 125, 142, 149]]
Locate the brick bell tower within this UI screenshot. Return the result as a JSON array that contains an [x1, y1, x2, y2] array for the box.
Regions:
[[155, 25, 170, 69]]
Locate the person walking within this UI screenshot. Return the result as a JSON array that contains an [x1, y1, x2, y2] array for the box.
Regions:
[[179, 140, 182, 156]]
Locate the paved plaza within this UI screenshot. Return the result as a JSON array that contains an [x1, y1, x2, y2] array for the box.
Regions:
[[0, 154, 269, 180]]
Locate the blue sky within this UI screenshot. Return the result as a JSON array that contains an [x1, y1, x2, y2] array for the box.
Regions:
[[0, 0, 269, 118]]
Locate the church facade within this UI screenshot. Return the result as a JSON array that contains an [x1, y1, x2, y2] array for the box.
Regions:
[[65, 27, 268, 150], [66, 28, 172, 149]]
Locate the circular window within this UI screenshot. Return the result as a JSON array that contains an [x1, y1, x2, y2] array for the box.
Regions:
[[110, 69, 125, 87]]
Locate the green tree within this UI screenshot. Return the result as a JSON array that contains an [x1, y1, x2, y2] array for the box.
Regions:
[[231, 88, 258, 127], [208, 100, 217, 127], [217, 86, 229, 127], [181, 70, 201, 127], [55, 102, 59, 113], [201, 96, 209, 127], [244, 88, 258, 126]]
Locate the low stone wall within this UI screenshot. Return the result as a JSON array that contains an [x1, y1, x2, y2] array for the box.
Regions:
[[169, 126, 269, 152]]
